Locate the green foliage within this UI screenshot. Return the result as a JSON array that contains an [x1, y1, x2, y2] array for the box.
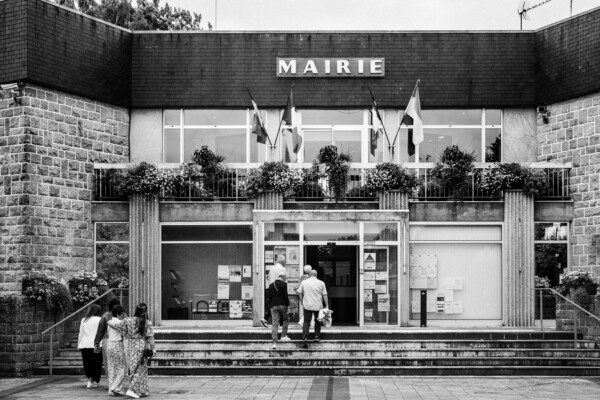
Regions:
[[555, 270, 595, 297], [345, 184, 373, 198], [311, 145, 351, 199], [22, 270, 73, 314], [431, 145, 475, 199], [365, 162, 419, 194], [245, 161, 303, 199], [56, 0, 209, 30], [68, 271, 108, 306], [191, 146, 227, 178], [535, 276, 551, 289], [116, 162, 177, 196], [96, 243, 129, 288], [571, 287, 594, 310], [479, 162, 548, 197]]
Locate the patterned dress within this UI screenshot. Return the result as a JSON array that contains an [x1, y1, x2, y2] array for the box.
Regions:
[[106, 318, 126, 394], [110, 317, 154, 396]]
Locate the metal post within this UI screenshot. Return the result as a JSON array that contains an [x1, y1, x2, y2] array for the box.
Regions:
[[420, 290, 427, 327], [539, 289, 544, 332], [574, 309, 578, 347], [49, 330, 53, 376]]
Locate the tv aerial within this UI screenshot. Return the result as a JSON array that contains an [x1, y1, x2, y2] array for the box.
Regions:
[[518, 0, 552, 29]]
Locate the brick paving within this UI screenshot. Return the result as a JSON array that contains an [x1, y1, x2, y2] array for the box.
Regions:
[[1, 376, 600, 399]]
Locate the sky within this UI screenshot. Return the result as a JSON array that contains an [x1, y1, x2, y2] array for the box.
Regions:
[[165, 0, 600, 31]]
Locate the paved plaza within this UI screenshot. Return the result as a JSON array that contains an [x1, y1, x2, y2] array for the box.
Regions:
[[1, 376, 600, 399]]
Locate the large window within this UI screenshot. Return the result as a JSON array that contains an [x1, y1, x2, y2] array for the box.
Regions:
[[301, 110, 366, 163], [95, 223, 129, 288], [161, 224, 254, 321], [396, 109, 502, 163], [163, 109, 265, 163]]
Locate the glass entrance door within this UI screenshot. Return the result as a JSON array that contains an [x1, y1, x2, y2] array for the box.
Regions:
[[304, 245, 359, 325], [360, 247, 391, 325]]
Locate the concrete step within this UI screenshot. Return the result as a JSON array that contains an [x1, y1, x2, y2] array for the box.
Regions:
[[153, 339, 597, 350], [57, 347, 600, 359], [153, 331, 582, 341], [34, 365, 600, 376]]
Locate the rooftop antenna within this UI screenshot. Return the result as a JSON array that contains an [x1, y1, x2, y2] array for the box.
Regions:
[[518, 0, 554, 30]]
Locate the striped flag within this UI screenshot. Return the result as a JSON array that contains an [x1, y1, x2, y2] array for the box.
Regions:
[[281, 89, 302, 162], [251, 99, 268, 145], [401, 85, 423, 156], [370, 103, 384, 156]]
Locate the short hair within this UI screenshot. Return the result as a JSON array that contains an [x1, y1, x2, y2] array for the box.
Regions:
[[111, 304, 124, 316], [108, 298, 121, 311], [274, 263, 283, 269], [310, 270, 318, 277], [303, 265, 312, 273], [279, 272, 287, 278]]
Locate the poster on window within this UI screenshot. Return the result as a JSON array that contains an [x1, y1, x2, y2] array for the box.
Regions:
[[274, 247, 287, 265], [242, 300, 253, 318], [378, 294, 390, 312], [241, 285, 253, 300], [365, 280, 376, 290], [242, 265, 252, 278], [218, 283, 229, 299], [229, 265, 242, 282], [209, 300, 218, 313], [265, 251, 274, 264], [364, 253, 376, 270], [376, 271, 388, 281], [229, 300, 242, 318], [218, 265, 230, 280], [287, 265, 300, 279], [364, 289, 373, 302], [364, 272, 376, 280], [286, 247, 299, 264], [375, 285, 387, 294]]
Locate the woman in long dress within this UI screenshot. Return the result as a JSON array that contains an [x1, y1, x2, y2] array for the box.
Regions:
[[106, 304, 126, 396], [77, 304, 103, 388], [108, 303, 155, 399]]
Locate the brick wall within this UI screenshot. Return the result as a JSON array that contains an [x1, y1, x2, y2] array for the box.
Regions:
[[0, 83, 129, 295], [537, 91, 600, 278]]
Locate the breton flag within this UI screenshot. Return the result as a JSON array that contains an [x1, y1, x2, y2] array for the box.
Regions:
[[401, 85, 423, 156], [370, 102, 384, 156], [250, 99, 269, 145], [281, 89, 302, 162]]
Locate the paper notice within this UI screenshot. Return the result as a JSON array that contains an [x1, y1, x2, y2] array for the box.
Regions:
[[229, 300, 242, 318], [365, 280, 376, 290], [378, 294, 390, 312], [453, 278, 463, 290], [217, 265, 230, 280], [444, 301, 454, 314], [364, 289, 373, 302], [265, 251, 274, 264], [364, 272, 376, 280], [217, 283, 229, 299], [364, 253, 376, 270], [229, 265, 242, 282], [241, 285, 253, 300], [375, 285, 387, 294], [453, 302, 463, 314], [242, 265, 252, 278], [364, 308, 373, 318], [444, 289, 454, 302], [376, 271, 388, 281]]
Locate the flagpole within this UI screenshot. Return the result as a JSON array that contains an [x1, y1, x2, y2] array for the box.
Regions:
[[245, 83, 273, 146], [272, 84, 294, 148], [392, 79, 420, 147], [368, 87, 392, 147]]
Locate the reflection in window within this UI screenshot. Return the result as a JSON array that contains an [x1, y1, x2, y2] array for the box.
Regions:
[[95, 223, 129, 289], [399, 109, 502, 163], [303, 222, 359, 241], [364, 223, 398, 241], [264, 223, 299, 241]]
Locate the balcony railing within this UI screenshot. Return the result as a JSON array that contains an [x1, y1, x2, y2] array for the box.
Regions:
[[93, 163, 571, 202]]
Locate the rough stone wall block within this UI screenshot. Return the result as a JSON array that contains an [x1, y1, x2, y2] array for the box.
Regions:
[[503, 190, 535, 327]]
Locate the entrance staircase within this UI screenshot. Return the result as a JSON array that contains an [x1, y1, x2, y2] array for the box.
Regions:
[[36, 328, 600, 376]]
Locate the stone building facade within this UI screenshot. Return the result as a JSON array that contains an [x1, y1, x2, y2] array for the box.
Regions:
[[537, 91, 600, 276]]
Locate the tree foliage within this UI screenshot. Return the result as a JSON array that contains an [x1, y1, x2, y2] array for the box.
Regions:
[[54, 0, 210, 31]]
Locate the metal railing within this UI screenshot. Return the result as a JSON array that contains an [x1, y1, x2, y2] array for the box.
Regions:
[[535, 287, 600, 346], [93, 163, 571, 202], [41, 288, 128, 376]]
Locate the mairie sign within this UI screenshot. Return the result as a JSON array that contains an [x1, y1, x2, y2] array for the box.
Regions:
[[277, 58, 385, 78]]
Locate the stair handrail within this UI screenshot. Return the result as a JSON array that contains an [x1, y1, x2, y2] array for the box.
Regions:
[[535, 287, 600, 346], [41, 287, 127, 375]]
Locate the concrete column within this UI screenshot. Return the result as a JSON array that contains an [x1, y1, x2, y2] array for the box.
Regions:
[[129, 193, 161, 323], [503, 189, 535, 327], [254, 191, 284, 210], [378, 190, 409, 210]]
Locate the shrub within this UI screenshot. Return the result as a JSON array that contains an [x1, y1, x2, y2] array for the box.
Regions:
[[365, 162, 419, 193], [555, 270, 595, 297], [22, 270, 73, 314], [479, 162, 548, 196], [68, 271, 108, 306], [245, 161, 303, 198], [116, 162, 177, 196], [431, 145, 475, 199], [311, 145, 351, 199]]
